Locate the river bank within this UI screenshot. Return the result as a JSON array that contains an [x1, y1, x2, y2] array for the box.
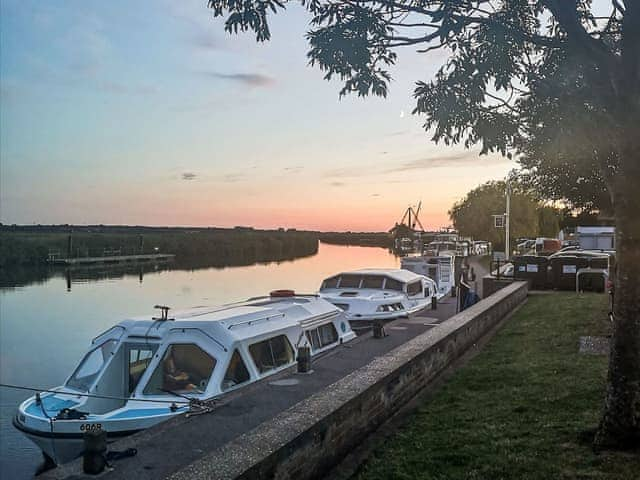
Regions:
[[0, 226, 318, 268]]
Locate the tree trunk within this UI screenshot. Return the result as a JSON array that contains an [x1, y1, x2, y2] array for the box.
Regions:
[[594, 147, 640, 449]]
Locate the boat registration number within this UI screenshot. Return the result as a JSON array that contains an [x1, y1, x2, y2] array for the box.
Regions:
[[80, 423, 102, 432]]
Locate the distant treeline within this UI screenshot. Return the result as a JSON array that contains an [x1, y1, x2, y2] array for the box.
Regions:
[[319, 232, 392, 248], [0, 226, 318, 268]]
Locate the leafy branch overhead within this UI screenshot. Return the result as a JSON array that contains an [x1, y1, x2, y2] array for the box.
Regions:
[[207, 1, 635, 211]]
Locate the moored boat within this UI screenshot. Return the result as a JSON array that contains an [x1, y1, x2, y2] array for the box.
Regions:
[[401, 254, 456, 297], [13, 292, 355, 464], [318, 268, 438, 321]]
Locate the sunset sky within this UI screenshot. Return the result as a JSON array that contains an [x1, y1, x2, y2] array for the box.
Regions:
[[0, 0, 513, 232]]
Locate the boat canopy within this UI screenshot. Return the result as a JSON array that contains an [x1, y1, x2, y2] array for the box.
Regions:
[[321, 268, 425, 291]]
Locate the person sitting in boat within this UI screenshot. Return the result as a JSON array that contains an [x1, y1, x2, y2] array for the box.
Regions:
[[163, 349, 197, 392]]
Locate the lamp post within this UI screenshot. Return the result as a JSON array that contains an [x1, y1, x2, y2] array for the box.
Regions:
[[505, 180, 511, 260]]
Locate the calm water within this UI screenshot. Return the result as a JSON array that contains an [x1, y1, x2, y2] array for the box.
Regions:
[[0, 243, 398, 478]]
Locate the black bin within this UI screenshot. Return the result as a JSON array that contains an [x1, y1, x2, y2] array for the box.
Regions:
[[551, 256, 589, 290], [513, 255, 548, 289], [578, 271, 606, 292], [589, 256, 610, 270]]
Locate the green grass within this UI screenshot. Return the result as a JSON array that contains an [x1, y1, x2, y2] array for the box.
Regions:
[[357, 293, 639, 480]]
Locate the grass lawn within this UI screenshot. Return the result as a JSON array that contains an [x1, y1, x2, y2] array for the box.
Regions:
[[356, 292, 640, 480]]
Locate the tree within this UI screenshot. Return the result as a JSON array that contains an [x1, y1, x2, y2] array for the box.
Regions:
[[449, 180, 541, 249], [206, 0, 640, 448], [537, 205, 561, 238]]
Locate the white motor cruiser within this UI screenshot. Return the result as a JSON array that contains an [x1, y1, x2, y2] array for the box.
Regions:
[[318, 269, 438, 321], [13, 292, 355, 464], [401, 254, 456, 297]]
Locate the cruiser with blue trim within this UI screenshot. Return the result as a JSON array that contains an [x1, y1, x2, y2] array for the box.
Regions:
[[13, 292, 355, 464], [318, 268, 440, 321]]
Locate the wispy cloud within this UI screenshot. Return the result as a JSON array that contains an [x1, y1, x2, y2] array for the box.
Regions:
[[371, 193, 381, 197], [192, 32, 220, 50], [324, 151, 506, 178], [181, 172, 197, 181], [94, 80, 159, 96], [220, 173, 247, 183], [330, 181, 345, 187], [383, 151, 505, 174], [385, 129, 410, 137], [283, 166, 304, 174], [202, 72, 276, 87]]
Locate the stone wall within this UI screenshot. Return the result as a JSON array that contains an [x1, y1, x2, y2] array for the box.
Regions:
[[169, 281, 528, 480]]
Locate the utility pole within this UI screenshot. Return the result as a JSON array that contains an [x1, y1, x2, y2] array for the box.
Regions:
[[505, 180, 511, 260]]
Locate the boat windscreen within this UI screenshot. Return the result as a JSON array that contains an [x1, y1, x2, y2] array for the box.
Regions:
[[361, 275, 384, 289], [322, 276, 340, 289], [384, 278, 404, 291], [339, 275, 361, 288], [66, 339, 119, 392]]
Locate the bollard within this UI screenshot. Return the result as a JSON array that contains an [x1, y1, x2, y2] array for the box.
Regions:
[[297, 345, 312, 373], [372, 321, 386, 339], [83, 430, 107, 475], [431, 295, 437, 310]]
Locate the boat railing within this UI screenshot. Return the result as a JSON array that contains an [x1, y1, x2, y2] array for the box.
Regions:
[[298, 311, 340, 329], [226, 313, 286, 330], [168, 327, 228, 352]]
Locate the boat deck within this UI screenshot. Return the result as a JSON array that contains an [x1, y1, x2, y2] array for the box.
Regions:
[[43, 297, 459, 480]]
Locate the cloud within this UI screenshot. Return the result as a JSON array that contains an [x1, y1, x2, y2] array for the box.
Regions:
[[324, 150, 507, 179], [202, 72, 276, 87], [371, 193, 381, 197], [192, 32, 220, 50], [95, 80, 159, 95], [181, 172, 197, 181], [283, 166, 303, 174], [383, 151, 506, 174], [330, 181, 345, 187], [386, 130, 409, 137], [220, 173, 247, 183]]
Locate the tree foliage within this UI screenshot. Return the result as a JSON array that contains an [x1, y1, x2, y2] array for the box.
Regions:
[[449, 180, 559, 248]]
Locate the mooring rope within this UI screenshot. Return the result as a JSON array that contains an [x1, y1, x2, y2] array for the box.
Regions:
[[0, 383, 191, 405]]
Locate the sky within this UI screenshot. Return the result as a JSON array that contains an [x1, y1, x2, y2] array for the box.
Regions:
[[0, 0, 512, 232]]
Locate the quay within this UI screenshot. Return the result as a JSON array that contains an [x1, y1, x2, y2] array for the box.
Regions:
[[48, 253, 175, 266], [42, 282, 527, 480]]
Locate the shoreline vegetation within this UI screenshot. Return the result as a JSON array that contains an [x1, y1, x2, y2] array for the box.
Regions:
[[0, 225, 319, 268], [356, 293, 640, 480]]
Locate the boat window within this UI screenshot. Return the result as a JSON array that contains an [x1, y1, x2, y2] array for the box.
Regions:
[[441, 267, 451, 282], [339, 275, 361, 288], [128, 345, 158, 394], [221, 349, 251, 391], [407, 281, 422, 296], [322, 276, 340, 289], [305, 323, 338, 351], [249, 335, 295, 374], [384, 278, 404, 291], [143, 344, 216, 395], [67, 339, 118, 391], [361, 275, 384, 289]]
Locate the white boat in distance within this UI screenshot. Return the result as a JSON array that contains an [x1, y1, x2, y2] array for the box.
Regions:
[[14, 292, 355, 464], [318, 269, 439, 321], [401, 255, 456, 297]]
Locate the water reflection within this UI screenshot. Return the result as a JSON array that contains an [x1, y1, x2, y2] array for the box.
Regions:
[[0, 243, 398, 479]]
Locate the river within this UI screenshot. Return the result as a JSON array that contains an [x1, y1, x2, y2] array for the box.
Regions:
[[0, 243, 398, 478]]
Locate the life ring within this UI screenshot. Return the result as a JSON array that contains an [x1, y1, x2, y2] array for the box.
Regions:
[[270, 289, 296, 297]]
